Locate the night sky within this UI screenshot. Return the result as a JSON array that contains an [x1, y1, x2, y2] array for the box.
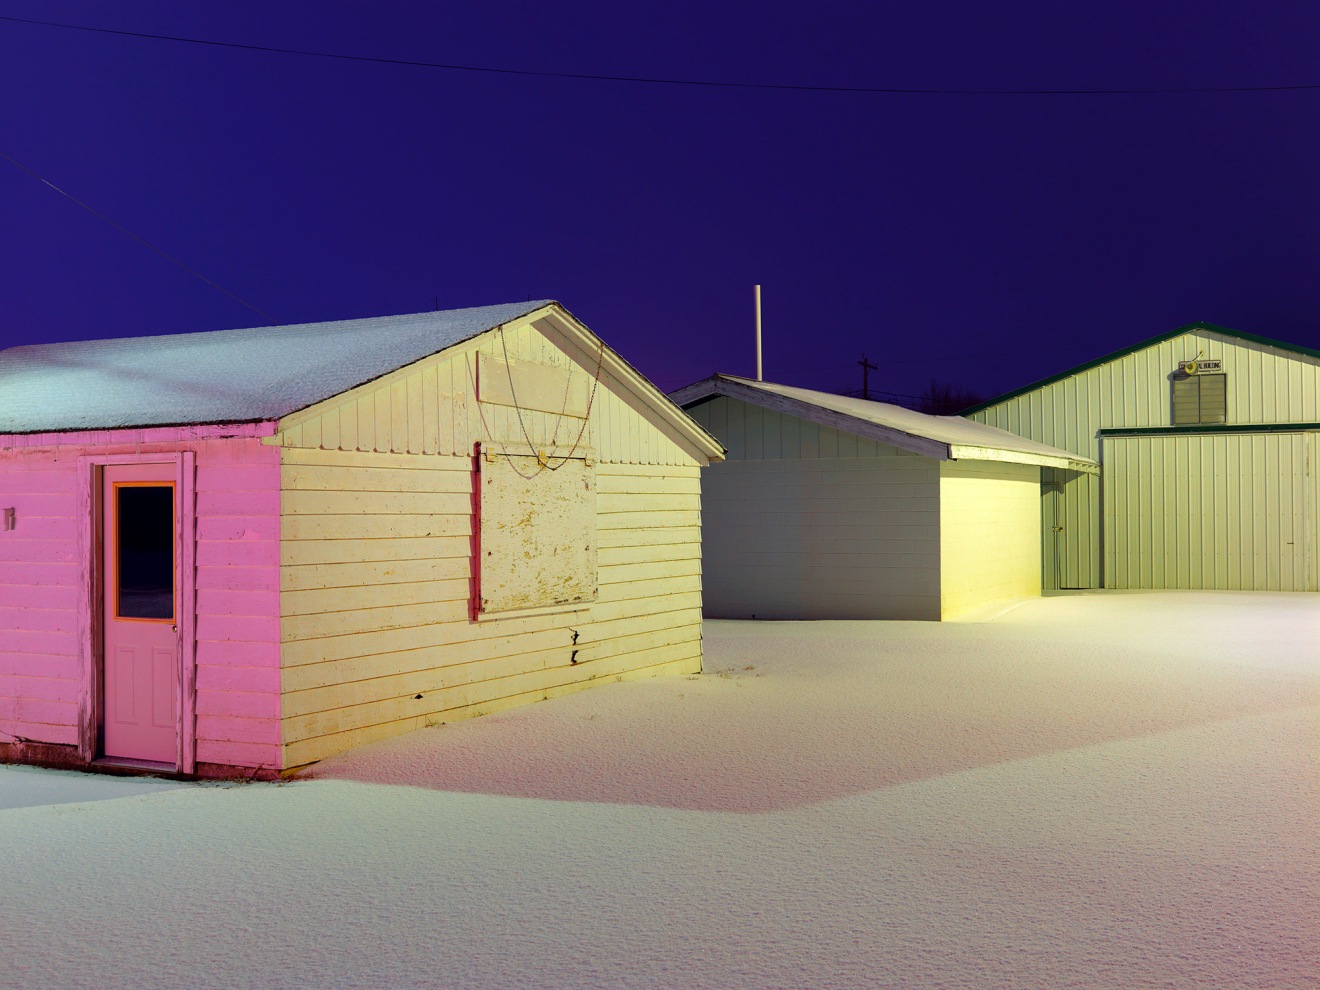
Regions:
[[3, 2, 1319, 406]]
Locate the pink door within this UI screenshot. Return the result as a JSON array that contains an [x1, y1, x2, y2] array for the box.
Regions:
[[102, 464, 179, 766]]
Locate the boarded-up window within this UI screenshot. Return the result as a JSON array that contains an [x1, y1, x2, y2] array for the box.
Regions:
[[1172, 373, 1227, 425], [479, 452, 597, 613]]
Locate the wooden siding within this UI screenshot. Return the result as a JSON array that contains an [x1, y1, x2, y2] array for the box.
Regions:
[[0, 448, 80, 747], [0, 427, 282, 769], [939, 460, 1040, 618], [271, 317, 696, 467], [277, 447, 704, 768], [688, 397, 942, 620], [1102, 431, 1318, 591]]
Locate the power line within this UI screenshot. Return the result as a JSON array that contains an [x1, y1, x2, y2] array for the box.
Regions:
[[3, 14, 1319, 96], [0, 148, 276, 324]]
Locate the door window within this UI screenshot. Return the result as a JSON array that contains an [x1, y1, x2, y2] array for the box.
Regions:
[[115, 484, 175, 620]]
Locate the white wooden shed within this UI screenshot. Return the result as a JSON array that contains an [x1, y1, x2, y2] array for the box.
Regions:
[[963, 322, 1320, 592], [672, 375, 1095, 621], [0, 301, 724, 775]]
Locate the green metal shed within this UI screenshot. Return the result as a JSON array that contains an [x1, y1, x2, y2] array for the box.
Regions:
[[963, 323, 1320, 591]]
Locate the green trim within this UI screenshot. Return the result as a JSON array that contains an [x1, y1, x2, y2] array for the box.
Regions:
[[1097, 422, 1320, 438], [959, 322, 1320, 416]]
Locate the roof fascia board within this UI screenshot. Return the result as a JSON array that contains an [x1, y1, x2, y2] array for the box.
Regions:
[[1098, 422, 1320, 438], [272, 303, 724, 464], [703, 377, 951, 459], [948, 444, 1099, 474], [0, 420, 276, 448], [668, 378, 720, 408], [960, 322, 1320, 416], [530, 308, 726, 464]]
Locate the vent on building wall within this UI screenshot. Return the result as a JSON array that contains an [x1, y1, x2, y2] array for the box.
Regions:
[[1172, 372, 1227, 425]]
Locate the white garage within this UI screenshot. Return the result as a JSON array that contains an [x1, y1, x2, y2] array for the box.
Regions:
[[673, 375, 1095, 620]]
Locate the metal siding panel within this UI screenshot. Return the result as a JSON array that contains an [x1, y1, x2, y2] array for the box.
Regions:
[[744, 403, 763, 460], [1304, 432, 1314, 588], [763, 405, 783, 458], [781, 406, 800, 457], [818, 420, 839, 458]]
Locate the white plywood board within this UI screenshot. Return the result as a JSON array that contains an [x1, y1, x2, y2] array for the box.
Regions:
[[478, 352, 590, 418], [480, 454, 598, 613]]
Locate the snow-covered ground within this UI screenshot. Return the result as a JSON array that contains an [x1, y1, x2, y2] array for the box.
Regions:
[[2, 591, 1316, 989]]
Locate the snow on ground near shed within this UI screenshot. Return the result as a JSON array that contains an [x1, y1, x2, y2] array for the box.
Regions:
[[2, 592, 1316, 989]]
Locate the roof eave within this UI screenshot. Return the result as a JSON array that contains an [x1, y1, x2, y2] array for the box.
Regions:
[[673, 374, 951, 459], [532, 308, 727, 463], [947, 443, 1099, 474]]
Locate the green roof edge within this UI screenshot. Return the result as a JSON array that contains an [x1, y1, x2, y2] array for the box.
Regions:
[[958, 321, 1320, 416], [1097, 422, 1320, 437]]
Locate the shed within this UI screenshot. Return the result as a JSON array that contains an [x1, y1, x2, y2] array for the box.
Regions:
[[963, 322, 1320, 592], [0, 301, 723, 776], [671, 375, 1095, 621]]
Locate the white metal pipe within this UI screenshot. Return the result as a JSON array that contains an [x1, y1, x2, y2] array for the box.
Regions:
[[754, 284, 763, 381]]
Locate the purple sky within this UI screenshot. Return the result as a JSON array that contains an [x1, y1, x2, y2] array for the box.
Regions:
[[3, 2, 1318, 404]]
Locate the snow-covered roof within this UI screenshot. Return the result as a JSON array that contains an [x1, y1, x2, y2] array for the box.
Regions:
[[670, 374, 1098, 472], [0, 301, 552, 433]]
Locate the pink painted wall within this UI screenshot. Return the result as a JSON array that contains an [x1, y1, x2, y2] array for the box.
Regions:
[[0, 424, 282, 770]]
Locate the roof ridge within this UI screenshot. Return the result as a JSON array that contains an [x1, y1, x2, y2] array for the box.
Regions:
[[960, 321, 1320, 415]]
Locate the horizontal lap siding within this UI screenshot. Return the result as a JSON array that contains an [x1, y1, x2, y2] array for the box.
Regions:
[[0, 450, 80, 743], [192, 438, 282, 769], [278, 448, 703, 768], [0, 432, 281, 767]]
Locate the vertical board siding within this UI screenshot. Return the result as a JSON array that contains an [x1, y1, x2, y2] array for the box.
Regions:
[[1102, 432, 1317, 591], [0, 428, 282, 768], [689, 397, 942, 620], [275, 320, 692, 467], [939, 461, 1040, 618], [970, 330, 1320, 588], [278, 447, 705, 768]]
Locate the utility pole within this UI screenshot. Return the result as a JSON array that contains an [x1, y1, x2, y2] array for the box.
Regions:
[[754, 284, 763, 381], [858, 354, 878, 400]]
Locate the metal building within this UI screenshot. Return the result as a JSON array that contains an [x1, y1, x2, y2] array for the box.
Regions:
[[963, 322, 1320, 591]]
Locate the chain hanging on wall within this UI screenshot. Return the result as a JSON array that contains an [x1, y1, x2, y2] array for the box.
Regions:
[[467, 325, 606, 479]]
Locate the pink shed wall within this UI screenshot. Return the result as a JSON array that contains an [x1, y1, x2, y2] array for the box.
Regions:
[[0, 424, 282, 771]]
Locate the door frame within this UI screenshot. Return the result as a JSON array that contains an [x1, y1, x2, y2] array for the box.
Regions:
[[77, 452, 197, 773]]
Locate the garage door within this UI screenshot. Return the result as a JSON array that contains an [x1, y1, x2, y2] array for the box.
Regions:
[[1102, 431, 1316, 591]]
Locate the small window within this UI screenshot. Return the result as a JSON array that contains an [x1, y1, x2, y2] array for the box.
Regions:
[[1171, 373, 1226, 425]]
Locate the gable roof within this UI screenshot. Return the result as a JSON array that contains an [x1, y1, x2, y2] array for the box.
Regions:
[[960, 321, 1320, 416], [0, 301, 552, 434], [671, 374, 1097, 473]]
